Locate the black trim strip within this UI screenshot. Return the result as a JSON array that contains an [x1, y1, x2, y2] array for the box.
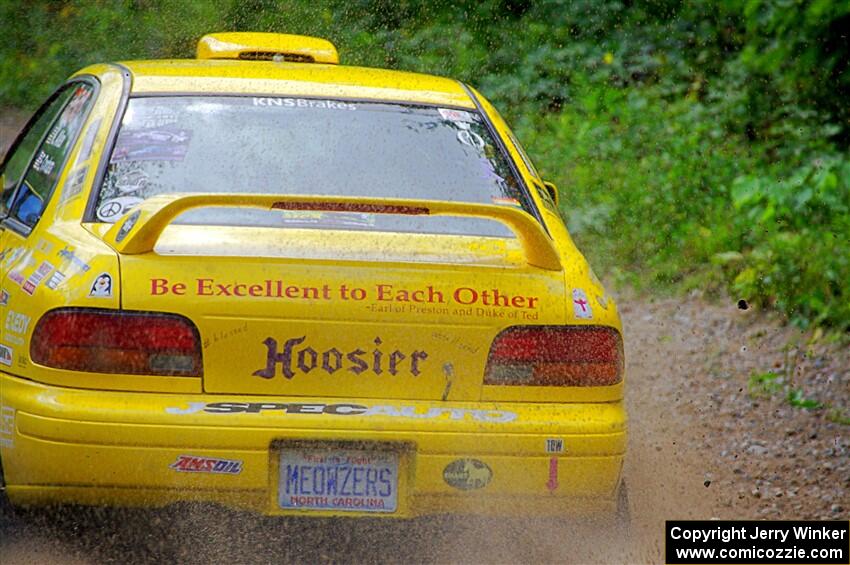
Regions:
[[457, 82, 548, 234], [84, 63, 133, 223], [128, 90, 477, 111]]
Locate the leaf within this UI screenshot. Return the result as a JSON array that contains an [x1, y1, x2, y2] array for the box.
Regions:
[[786, 389, 823, 410]]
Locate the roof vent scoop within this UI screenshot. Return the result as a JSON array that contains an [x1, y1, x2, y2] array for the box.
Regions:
[[196, 32, 339, 64]]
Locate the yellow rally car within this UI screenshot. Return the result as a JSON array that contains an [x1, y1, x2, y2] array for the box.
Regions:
[[0, 33, 625, 518]]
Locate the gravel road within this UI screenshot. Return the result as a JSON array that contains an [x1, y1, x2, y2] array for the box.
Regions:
[[1, 112, 847, 563]]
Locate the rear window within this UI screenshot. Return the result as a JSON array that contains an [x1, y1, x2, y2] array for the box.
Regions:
[[96, 96, 534, 236]]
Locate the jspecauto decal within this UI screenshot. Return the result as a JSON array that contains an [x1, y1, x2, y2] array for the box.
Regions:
[[165, 402, 517, 423]]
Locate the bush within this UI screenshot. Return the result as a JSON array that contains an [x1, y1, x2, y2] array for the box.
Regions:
[[1, 0, 848, 329]]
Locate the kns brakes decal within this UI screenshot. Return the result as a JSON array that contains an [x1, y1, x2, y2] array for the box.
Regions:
[[253, 336, 428, 379], [166, 402, 517, 423]]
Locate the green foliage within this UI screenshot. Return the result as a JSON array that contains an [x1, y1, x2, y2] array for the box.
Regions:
[[747, 372, 831, 415], [747, 371, 783, 398], [1, 0, 848, 328]]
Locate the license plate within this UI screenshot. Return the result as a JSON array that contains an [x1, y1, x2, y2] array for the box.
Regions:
[[278, 447, 399, 513]]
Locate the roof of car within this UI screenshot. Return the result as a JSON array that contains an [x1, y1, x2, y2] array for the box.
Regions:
[[117, 59, 477, 108]]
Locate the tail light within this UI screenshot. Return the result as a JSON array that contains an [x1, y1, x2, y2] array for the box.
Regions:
[[31, 309, 202, 377], [484, 326, 623, 386]]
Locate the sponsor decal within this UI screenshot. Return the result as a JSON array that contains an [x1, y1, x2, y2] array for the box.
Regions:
[[89, 272, 113, 298], [0, 406, 14, 448], [61, 166, 88, 202], [253, 336, 428, 380], [36, 239, 54, 254], [443, 459, 492, 490], [112, 168, 149, 195], [572, 288, 593, 319], [97, 196, 143, 222], [115, 210, 141, 243], [438, 108, 475, 122], [111, 127, 193, 162], [22, 261, 53, 296], [45, 123, 69, 149], [165, 402, 518, 423], [32, 151, 56, 175], [0, 344, 12, 366], [0, 289, 9, 306], [456, 125, 485, 149], [3, 334, 23, 347], [5, 310, 30, 336], [77, 118, 102, 162], [1, 247, 25, 270], [45, 271, 67, 290], [546, 457, 559, 492], [150, 279, 540, 311], [252, 97, 356, 111], [545, 438, 565, 454], [169, 455, 242, 474], [57, 246, 91, 273]]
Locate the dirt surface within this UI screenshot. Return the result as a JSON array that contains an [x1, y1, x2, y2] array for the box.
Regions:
[[1, 108, 29, 158], [1, 112, 848, 563], [1, 292, 846, 564]]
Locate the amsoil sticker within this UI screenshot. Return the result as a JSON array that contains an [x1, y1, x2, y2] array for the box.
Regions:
[[443, 459, 492, 490], [0, 344, 12, 366], [89, 273, 113, 298], [169, 455, 242, 474], [572, 288, 593, 319]]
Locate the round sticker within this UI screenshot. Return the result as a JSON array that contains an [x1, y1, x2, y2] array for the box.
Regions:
[[443, 459, 492, 490], [97, 196, 144, 222]]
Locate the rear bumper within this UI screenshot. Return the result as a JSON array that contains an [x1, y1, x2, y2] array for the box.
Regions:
[[0, 373, 626, 517]]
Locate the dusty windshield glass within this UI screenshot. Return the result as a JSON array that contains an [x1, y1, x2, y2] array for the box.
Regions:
[[97, 96, 531, 236]]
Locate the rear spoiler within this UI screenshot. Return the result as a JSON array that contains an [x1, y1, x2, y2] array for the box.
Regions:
[[103, 193, 562, 271]]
